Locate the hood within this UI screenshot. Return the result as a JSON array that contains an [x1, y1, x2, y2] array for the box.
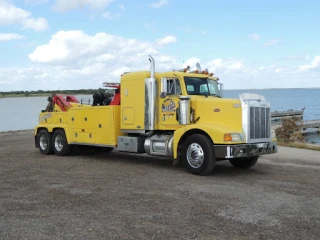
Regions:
[[192, 96, 243, 132]]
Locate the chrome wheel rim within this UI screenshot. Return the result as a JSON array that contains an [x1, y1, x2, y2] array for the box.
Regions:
[[186, 143, 204, 168], [39, 135, 47, 150], [54, 134, 64, 152]]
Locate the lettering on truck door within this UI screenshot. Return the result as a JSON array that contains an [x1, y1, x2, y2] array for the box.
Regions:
[[160, 78, 181, 127]]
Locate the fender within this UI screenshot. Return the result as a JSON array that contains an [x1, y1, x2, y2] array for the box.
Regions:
[[35, 125, 70, 143], [173, 123, 245, 158]]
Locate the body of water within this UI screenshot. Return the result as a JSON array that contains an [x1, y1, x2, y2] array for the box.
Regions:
[[0, 95, 92, 132], [1, 89, 319, 143]]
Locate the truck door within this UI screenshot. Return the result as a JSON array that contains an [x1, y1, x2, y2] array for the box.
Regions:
[[159, 78, 181, 128]]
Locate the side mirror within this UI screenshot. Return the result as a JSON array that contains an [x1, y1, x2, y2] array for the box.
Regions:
[[218, 83, 224, 98], [160, 77, 167, 98]]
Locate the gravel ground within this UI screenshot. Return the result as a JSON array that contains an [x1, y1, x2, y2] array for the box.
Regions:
[[0, 132, 319, 240]]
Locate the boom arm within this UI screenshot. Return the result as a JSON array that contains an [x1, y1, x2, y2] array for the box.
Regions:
[[45, 94, 79, 112]]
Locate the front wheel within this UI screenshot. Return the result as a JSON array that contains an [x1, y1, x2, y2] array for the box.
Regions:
[[229, 156, 259, 169], [52, 129, 72, 156], [182, 134, 216, 175]]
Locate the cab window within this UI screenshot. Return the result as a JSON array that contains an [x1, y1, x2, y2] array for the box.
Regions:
[[167, 78, 181, 95]]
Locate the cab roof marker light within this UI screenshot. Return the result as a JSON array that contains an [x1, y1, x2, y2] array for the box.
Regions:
[[189, 70, 199, 73], [173, 66, 190, 72]]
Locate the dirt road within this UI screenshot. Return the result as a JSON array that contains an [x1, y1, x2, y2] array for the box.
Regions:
[[0, 132, 319, 240]]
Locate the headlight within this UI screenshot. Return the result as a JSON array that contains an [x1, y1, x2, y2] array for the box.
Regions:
[[224, 133, 244, 142]]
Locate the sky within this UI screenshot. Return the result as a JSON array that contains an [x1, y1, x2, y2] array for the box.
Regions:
[[0, 0, 320, 91]]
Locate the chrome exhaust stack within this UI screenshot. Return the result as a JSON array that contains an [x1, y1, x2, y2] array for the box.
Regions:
[[149, 55, 155, 78], [144, 55, 157, 131]]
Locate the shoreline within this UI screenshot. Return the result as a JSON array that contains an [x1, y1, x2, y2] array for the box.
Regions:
[[0, 129, 34, 136], [0, 94, 91, 99], [1, 87, 320, 99], [0, 94, 50, 98]]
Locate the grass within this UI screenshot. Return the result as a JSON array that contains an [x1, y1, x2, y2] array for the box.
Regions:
[[277, 140, 320, 151], [0, 94, 50, 98]]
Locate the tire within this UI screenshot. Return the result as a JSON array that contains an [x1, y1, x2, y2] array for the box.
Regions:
[[94, 146, 114, 153], [52, 129, 72, 156], [38, 129, 53, 155], [182, 134, 216, 175], [229, 156, 259, 169]]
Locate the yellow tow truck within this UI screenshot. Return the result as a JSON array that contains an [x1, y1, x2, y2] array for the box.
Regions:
[[34, 56, 277, 175]]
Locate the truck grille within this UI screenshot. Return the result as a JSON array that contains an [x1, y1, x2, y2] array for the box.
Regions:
[[249, 107, 270, 139]]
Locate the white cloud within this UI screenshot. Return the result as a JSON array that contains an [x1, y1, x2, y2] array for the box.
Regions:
[[28, 31, 177, 65], [15, 40, 37, 48], [300, 56, 320, 71], [0, 30, 319, 91], [54, 0, 114, 12], [22, 17, 48, 31], [13, 30, 180, 91], [156, 36, 176, 45], [119, 4, 125, 10], [1, 53, 320, 91], [0, 1, 48, 31], [0, 33, 24, 41], [102, 12, 112, 19], [248, 33, 260, 41], [206, 58, 245, 73], [264, 39, 280, 46], [149, 0, 168, 8], [182, 57, 200, 68]]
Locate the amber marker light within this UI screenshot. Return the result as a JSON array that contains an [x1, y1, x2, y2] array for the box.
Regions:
[[224, 134, 232, 142]]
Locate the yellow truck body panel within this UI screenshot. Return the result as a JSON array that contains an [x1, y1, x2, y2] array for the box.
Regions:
[[35, 106, 124, 147]]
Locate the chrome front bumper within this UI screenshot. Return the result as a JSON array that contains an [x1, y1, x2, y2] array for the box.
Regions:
[[214, 142, 278, 159]]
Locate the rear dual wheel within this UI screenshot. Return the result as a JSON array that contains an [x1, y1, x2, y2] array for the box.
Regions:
[[38, 129, 53, 155], [38, 129, 71, 156], [52, 129, 72, 156]]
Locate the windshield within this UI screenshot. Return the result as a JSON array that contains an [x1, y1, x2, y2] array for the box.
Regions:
[[184, 77, 220, 96]]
